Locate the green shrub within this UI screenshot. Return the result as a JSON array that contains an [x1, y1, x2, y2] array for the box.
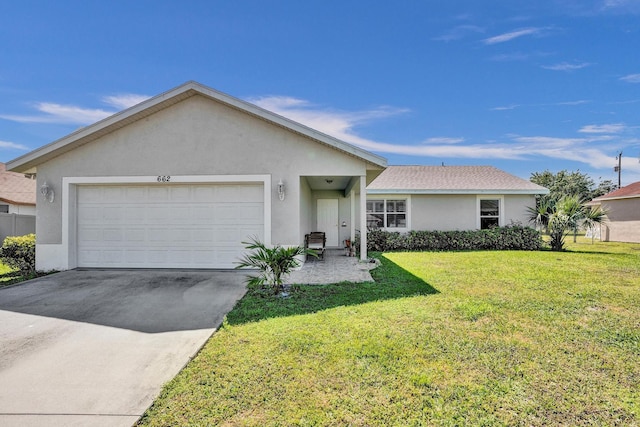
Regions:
[[364, 225, 542, 252], [1, 234, 36, 276]]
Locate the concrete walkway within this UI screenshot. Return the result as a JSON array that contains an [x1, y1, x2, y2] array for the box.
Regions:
[[286, 249, 376, 285]]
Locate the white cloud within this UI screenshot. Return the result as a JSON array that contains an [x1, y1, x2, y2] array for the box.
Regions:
[[620, 73, 640, 83], [0, 92, 151, 125], [0, 102, 113, 124], [579, 123, 626, 133], [249, 95, 624, 169], [424, 137, 465, 144], [491, 105, 520, 111], [433, 25, 484, 42], [0, 140, 29, 150], [102, 94, 150, 110], [491, 100, 590, 111], [249, 96, 410, 143], [482, 27, 542, 45], [542, 62, 591, 71]]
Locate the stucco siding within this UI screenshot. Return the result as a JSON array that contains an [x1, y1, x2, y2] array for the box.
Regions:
[[411, 195, 476, 230], [35, 95, 369, 247], [601, 199, 640, 243], [370, 193, 536, 232], [503, 194, 536, 226]]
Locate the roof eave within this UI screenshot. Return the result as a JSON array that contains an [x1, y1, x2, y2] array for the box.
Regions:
[[592, 194, 640, 202], [367, 188, 549, 195]]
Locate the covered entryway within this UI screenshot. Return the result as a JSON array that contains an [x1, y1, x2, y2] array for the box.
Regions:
[[77, 183, 264, 268]]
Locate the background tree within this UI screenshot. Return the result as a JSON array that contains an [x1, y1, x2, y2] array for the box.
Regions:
[[530, 169, 595, 204]]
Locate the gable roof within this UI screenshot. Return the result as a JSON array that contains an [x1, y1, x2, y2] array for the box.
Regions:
[[591, 181, 640, 201], [0, 162, 36, 205], [367, 165, 549, 195], [7, 81, 387, 173]]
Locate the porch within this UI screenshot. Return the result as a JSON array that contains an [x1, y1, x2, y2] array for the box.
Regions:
[[285, 249, 376, 285]]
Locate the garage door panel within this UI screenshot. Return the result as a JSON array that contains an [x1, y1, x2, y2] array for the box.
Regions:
[[77, 183, 264, 268]]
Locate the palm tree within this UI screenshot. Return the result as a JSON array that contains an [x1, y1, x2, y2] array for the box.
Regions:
[[527, 195, 607, 251], [235, 237, 317, 295]]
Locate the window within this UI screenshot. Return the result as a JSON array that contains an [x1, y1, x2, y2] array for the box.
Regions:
[[366, 199, 407, 229], [0, 205, 8, 213], [479, 199, 500, 229]]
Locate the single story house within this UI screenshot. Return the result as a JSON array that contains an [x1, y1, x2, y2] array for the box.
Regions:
[[366, 165, 548, 231], [0, 162, 36, 242], [588, 181, 640, 243], [0, 162, 36, 215], [7, 81, 548, 271], [7, 81, 386, 271]]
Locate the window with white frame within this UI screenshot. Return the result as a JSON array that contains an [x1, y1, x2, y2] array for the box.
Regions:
[[366, 199, 407, 229], [0, 204, 8, 213], [479, 199, 500, 229]]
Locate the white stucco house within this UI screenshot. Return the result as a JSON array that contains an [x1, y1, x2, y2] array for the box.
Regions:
[[7, 82, 549, 271], [7, 81, 386, 271], [588, 181, 640, 243], [367, 165, 548, 231]]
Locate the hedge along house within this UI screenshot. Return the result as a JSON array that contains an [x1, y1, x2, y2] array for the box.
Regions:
[[366, 166, 549, 231], [7, 81, 386, 271]]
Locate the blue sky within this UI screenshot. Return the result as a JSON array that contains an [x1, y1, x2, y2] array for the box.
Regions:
[[2, 0, 640, 184]]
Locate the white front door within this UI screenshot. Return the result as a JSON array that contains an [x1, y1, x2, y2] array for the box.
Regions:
[[317, 199, 339, 247]]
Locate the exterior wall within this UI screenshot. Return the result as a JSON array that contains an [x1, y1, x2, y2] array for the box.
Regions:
[[34, 95, 370, 269], [370, 193, 537, 231], [600, 198, 640, 243], [503, 194, 536, 226], [299, 177, 312, 247], [412, 195, 476, 231]]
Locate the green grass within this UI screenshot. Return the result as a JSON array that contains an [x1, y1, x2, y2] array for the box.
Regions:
[[138, 239, 640, 426]]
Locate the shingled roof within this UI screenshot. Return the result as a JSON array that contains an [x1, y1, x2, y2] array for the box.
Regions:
[[592, 181, 640, 201], [0, 162, 36, 205], [367, 165, 549, 195]]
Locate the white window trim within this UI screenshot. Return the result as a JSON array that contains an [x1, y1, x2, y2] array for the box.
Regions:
[[366, 195, 411, 231], [476, 195, 504, 229]]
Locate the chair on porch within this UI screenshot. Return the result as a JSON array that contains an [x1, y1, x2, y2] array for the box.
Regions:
[[305, 232, 326, 260]]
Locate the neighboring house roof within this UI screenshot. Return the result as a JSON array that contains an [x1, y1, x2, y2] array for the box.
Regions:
[[367, 165, 549, 195], [591, 181, 640, 202], [0, 162, 36, 205], [7, 81, 387, 173]]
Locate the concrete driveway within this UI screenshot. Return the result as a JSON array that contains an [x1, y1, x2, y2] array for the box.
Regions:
[[0, 270, 247, 427]]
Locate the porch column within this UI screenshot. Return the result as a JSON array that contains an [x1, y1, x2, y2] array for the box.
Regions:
[[359, 175, 367, 260]]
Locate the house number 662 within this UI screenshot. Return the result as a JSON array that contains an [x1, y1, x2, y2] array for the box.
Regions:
[[157, 175, 171, 182]]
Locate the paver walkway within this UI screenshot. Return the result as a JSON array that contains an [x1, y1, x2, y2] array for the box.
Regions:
[[286, 249, 376, 284]]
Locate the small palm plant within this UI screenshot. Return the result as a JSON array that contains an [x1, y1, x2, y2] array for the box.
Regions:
[[527, 194, 607, 251], [235, 237, 317, 295]]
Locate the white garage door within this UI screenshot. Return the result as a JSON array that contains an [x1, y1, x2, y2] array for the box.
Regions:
[[77, 183, 264, 268]]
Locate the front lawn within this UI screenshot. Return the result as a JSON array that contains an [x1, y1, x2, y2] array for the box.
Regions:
[[138, 239, 640, 426]]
